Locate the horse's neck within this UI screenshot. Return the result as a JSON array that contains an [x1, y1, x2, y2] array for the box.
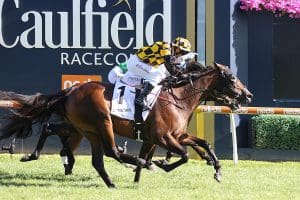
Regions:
[[172, 69, 218, 111]]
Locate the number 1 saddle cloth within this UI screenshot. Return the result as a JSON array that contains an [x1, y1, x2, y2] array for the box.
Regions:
[[110, 80, 161, 121]]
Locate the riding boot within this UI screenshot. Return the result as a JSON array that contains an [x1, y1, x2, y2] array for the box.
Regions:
[[135, 82, 154, 110]]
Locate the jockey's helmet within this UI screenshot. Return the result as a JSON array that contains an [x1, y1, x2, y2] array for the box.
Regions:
[[171, 37, 192, 53]]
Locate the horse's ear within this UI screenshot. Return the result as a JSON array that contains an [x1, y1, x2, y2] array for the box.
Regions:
[[214, 62, 228, 71]]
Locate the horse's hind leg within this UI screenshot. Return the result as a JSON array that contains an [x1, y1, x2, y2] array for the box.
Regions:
[[20, 123, 52, 162], [61, 132, 83, 174], [59, 136, 74, 175], [87, 134, 115, 188], [58, 125, 83, 175], [179, 133, 221, 182]]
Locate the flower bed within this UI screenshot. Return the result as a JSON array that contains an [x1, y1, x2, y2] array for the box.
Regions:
[[240, 0, 300, 18]]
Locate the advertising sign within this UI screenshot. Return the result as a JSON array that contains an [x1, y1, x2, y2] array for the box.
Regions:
[[0, 0, 187, 94]]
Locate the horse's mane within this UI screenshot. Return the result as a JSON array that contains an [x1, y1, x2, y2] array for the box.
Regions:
[[184, 61, 207, 73], [160, 61, 216, 89]]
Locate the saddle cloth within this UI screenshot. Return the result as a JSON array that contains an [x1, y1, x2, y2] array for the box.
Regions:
[[111, 80, 161, 121]]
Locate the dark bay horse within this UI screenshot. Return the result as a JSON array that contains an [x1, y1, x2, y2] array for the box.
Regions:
[[0, 62, 252, 187]]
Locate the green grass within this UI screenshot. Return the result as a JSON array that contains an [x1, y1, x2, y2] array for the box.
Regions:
[[0, 154, 299, 200]]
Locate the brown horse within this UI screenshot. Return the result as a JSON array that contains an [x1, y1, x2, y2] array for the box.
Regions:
[[0, 62, 252, 187]]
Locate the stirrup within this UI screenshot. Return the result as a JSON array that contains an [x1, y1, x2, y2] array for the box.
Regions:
[[136, 129, 143, 142], [134, 122, 143, 142]]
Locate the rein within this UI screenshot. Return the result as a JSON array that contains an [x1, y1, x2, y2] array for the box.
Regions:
[[157, 94, 185, 109], [158, 70, 214, 109]]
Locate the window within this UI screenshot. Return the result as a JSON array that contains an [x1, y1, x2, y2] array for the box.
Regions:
[[273, 17, 300, 100]]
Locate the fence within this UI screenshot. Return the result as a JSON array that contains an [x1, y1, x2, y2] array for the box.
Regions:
[[195, 105, 300, 164]]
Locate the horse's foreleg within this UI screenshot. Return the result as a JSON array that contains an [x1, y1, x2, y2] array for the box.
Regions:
[[134, 143, 156, 183], [191, 146, 213, 165], [144, 145, 157, 170], [165, 140, 213, 166], [179, 133, 221, 182], [166, 137, 213, 165], [165, 151, 173, 162], [20, 123, 52, 162], [153, 135, 188, 172]]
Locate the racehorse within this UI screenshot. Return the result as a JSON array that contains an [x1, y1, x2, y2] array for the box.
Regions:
[[0, 62, 252, 188]]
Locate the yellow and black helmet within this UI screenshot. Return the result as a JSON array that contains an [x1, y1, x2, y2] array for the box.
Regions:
[[172, 37, 191, 52]]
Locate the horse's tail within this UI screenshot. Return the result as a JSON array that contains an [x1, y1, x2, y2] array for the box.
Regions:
[[0, 88, 72, 140]]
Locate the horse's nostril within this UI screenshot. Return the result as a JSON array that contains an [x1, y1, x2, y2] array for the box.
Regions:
[[247, 93, 253, 99]]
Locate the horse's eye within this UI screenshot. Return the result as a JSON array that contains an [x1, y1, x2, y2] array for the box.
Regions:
[[229, 74, 236, 83]]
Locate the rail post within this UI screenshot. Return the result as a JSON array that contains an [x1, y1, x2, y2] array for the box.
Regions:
[[229, 113, 238, 165]]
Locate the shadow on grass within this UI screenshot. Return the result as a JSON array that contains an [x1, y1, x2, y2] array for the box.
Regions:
[[0, 171, 104, 188]]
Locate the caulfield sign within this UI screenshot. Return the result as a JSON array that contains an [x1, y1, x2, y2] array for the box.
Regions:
[[0, 0, 187, 93]]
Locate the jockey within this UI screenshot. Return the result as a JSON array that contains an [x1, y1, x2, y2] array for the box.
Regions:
[[171, 37, 198, 70], [122, 37, 196, 110]]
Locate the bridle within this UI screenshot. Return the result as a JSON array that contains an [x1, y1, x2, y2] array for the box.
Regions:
[[158, 70, 212, 109], [158, 65, 242, 110]]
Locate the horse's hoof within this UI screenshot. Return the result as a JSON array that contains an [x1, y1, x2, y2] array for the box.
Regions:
[[153, 160, 163, 168], [20, 155, 30, 162], [108, 184, 116, 189], [206, 160, 213, 166], [136, 158, 146, 167], [214, 173, 222, 182], [146, 163, 157, 171], [20, 154, 38, 162], [64, 165, 73, 175], [153, 159, 168, 169], [65, 170, 73, 175], [132, 167, 138, 172]]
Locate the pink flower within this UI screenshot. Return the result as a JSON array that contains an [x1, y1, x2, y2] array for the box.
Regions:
[[240, 0, 300, 18]]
